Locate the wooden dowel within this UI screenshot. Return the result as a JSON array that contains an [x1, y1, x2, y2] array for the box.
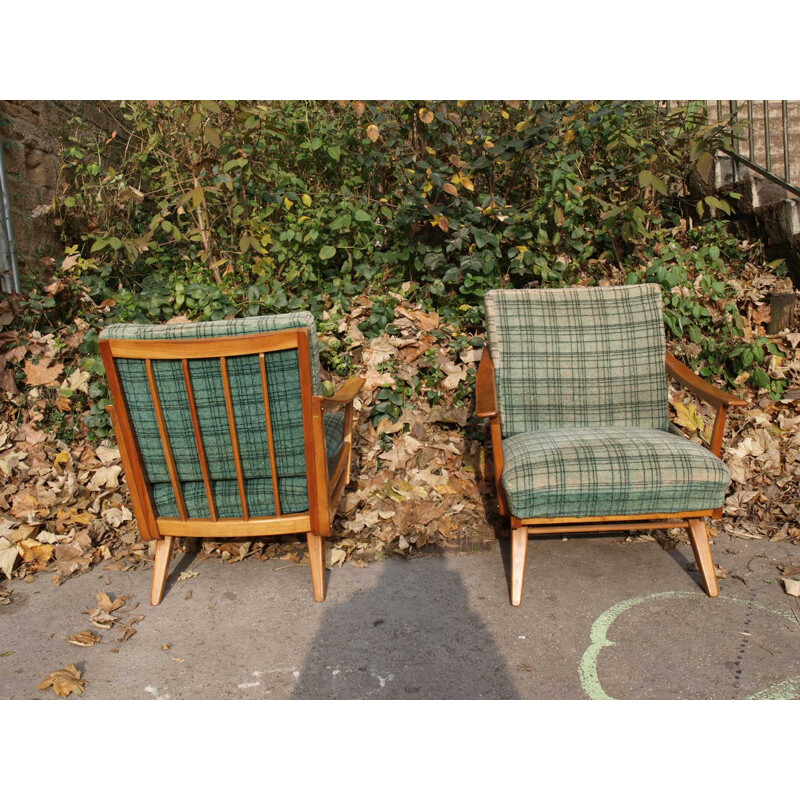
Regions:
[[709, 405, 728, 458], [145, 359, 188, 521], [220, 356, 249, 521], [259, 353, 281, 516], [182, 359, 217, 520]]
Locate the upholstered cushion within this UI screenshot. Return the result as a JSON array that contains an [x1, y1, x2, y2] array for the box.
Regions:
[[152, 477, 312, 518], [501, 428, 731, 519], [484, 285, 670, 437], [100, 313, 343, 518]]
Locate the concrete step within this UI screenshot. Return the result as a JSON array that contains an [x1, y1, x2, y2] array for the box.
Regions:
[[751, 198, 800, 249]]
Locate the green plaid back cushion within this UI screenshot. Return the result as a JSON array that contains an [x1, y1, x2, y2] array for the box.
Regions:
[[484, 285, 670, 437], [100, 312, 343, 518]]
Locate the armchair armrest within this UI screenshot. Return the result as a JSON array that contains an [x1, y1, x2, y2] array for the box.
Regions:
[[665, 351, 746, 460], [665, 352, 747, 409], [476, 348, 498, 418], [475, 347, 508, 515], [319, 376, 365, 407]]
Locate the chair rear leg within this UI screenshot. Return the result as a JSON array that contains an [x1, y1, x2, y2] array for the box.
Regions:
[[151, 536, 175, 606], [307, 532, 326, 602], [510, 526, 529, 607], [687, 518, 719, 597]]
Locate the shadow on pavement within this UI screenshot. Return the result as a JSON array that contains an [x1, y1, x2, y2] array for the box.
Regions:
[[293, 554, 519, 699]]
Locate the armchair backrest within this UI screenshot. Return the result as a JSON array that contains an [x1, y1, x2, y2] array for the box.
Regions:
[[99, 312, 322, 520], [484, 284, 670, 437]]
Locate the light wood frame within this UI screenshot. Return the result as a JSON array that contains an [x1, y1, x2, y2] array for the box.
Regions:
[[100, 329, 364, 605], [476, 348, 747, 606]]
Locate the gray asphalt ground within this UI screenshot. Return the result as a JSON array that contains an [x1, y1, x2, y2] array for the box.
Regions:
[[2, 529, 799, 699]]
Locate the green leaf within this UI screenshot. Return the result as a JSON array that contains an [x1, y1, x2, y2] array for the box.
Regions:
[[752, 368, 770, 388], [638, 169, 668, 194], [319, 245, 337, 260], [203, 125, 221, 149], [696, 151, 714, 183]]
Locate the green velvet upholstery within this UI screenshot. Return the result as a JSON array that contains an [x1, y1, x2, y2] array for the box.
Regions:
[[484, 285, 731, 518], [501, 428, 731, 518], [100, 313, 343, 518]]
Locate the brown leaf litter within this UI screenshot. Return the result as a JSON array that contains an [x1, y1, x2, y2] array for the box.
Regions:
[[0, 271, 798, 589]]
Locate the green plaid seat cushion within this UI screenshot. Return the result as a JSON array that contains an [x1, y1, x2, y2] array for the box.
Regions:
[[501, 428, 731, 519], [100, 312, 344, 518], [484, 285, 670, 437]]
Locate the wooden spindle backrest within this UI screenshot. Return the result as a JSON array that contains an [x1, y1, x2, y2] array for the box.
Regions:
[[100, 329, 319, 533]]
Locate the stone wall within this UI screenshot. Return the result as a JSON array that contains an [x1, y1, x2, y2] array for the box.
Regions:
[[0, 101, 117, 279]]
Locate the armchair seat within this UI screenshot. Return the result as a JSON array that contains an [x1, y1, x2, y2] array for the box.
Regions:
[[502, 427, 731, 520]]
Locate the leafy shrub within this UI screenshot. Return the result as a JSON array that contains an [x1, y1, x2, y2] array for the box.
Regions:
[[4, 99, 786, 442]]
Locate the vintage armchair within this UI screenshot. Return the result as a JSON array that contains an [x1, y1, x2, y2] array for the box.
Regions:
[[476, 284, 746, 606], [99, 312, 364, 605]]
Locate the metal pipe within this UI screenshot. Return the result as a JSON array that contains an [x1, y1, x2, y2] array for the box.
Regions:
[[729, 101, 739, 180], [782, 100, 790, 181], [0, 144, 21, 294], [719, 146, 800, 199], [764, 100, 772, 173], [747, 100, 754, 161]]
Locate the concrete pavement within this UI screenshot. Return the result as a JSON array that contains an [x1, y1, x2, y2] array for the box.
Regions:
[[2, 531, 799, 699]]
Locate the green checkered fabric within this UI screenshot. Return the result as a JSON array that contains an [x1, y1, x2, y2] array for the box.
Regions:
[[501, 428, 731, 518], [484, 284, 670, 437], [100, 313, 344, 518], [484, 284, 732, 518]]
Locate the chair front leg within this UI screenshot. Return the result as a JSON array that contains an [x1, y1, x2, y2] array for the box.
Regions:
[[510, 526, 529, 606], [687, 518, 719, 597]]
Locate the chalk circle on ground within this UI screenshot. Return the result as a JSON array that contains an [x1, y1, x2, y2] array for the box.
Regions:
[[579, 590, 800, 700]]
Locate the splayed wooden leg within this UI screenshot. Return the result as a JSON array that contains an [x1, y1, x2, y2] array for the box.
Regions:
[[687, 518, 719, 597], [151, 536, 175, 606], [307, 532, 326, 602], [510, 527, 529, 607]]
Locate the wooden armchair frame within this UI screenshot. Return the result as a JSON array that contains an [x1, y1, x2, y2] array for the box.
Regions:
[[100, 328, 364, 605], [477, 347, 746, 606]]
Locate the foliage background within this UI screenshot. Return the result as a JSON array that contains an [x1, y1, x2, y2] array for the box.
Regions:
[[9, 99, 786, 440]]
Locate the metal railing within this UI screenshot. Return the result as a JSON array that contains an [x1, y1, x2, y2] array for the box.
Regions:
[[664, 100, 800, 198]]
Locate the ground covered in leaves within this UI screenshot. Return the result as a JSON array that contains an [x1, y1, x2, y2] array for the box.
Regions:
[[0, 267, 798, 593]]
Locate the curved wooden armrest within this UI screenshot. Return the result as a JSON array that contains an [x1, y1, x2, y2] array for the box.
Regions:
[[665, 352, 747, 409], [320, 376, 365, 407], [476, 348, 498, 418]]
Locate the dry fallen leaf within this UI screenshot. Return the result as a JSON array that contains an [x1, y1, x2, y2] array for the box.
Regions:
[[84, 592, 130, 628], [38, 664, 85, 698], [23, 358, 64, 387], [67, 630, 101, 647], [784, 578, 800, 598], [0, 537, 18, 579], [178, 570, 198, 581]]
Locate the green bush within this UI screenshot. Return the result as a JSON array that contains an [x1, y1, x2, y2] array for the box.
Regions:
[[8, 99, 785, 439]]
